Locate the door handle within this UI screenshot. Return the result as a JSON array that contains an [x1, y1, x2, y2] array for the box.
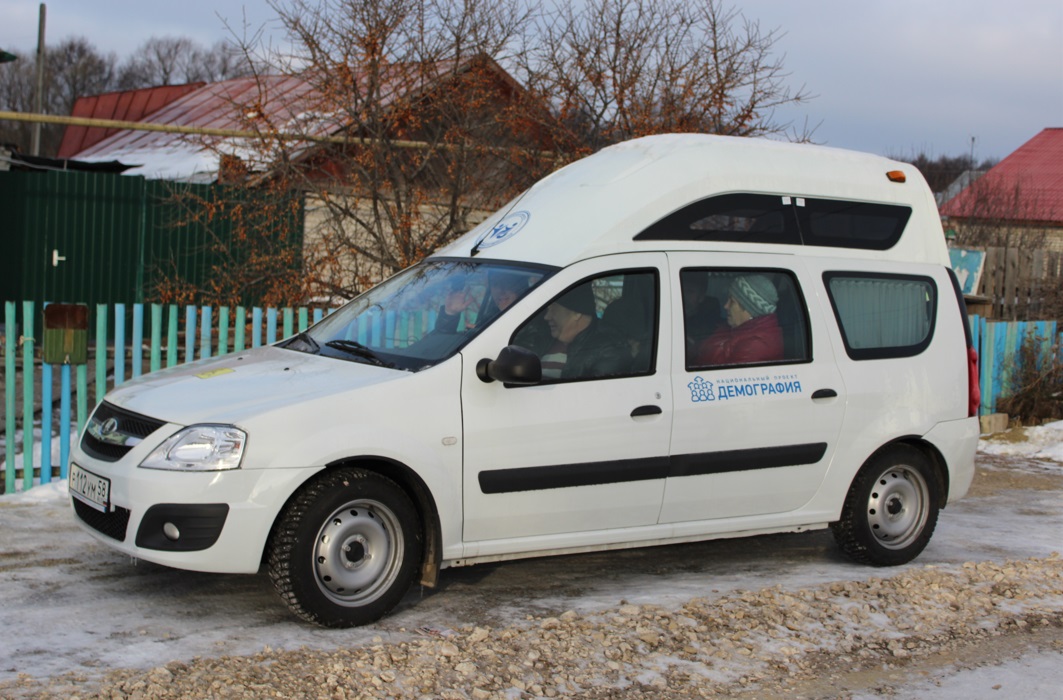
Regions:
[[631, 405, 662, 417], [811, 389, 837, 399]]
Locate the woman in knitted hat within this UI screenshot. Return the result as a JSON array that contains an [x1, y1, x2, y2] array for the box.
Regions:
[[695, 274, 784, 366]]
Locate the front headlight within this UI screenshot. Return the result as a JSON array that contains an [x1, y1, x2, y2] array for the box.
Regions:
[[140, 425, 247, 471]]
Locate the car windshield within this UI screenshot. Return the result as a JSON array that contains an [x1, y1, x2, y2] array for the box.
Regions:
[[285, 259, 553, 371]]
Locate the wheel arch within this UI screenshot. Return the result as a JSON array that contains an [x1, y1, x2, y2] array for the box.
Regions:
[[266, 456, 443, 588]]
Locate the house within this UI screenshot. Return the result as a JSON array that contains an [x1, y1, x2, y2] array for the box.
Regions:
[[940, 128, 1063, 251], [59, 55, 556, 296]]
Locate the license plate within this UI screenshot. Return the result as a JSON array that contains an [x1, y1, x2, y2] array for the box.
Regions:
[[69, 463, 111, 512]]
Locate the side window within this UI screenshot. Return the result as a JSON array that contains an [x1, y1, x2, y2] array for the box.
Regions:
[[682, 269, 810, 370], [512, 270, 658, 382], [635, 194, 801, 245], [825, 272, 936, 360], [633, 193, 911, 251]]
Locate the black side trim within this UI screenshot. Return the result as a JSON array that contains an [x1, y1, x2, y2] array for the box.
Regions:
[[478, 443, 828, 494], [479, 456, 670, 494], [135, 504, 230, 552], [669, 443, 827, 478]]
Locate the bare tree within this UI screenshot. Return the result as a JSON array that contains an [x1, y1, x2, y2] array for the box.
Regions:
[[203, 0, 813, 303], [0, 37, 117, 155], [513, 0, 814, 152], [116, 36, 250, 89]]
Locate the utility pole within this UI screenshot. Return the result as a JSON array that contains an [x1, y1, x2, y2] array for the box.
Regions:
[[30, 3, 46, 156]]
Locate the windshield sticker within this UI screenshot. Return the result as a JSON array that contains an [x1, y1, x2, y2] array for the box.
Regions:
[[688, 373, 803, 403], [474, 210, 530, 249]]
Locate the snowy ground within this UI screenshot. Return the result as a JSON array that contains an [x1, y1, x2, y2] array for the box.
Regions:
[[0, 425, 1061, 698]]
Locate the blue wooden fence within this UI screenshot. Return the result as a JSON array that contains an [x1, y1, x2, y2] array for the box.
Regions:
[[2, 303, 1061, 493], [970, 316, 1061, 419], [2, 301, 329, 494]]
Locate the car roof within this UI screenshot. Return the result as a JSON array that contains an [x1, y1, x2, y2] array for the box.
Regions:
[[434, 133, 948, 267]]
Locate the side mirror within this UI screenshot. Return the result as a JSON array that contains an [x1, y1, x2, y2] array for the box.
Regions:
[[476, 345, 542, 385]]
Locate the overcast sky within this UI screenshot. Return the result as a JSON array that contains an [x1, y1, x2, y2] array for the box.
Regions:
[[1, 0, 1060, 161]]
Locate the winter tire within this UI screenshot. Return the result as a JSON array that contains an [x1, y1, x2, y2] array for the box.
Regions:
[[268, 467, 422, 627], [832, 445, 941, 567]]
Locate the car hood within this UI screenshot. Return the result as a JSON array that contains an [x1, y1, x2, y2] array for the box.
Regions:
[[104, 346, 401, 426]]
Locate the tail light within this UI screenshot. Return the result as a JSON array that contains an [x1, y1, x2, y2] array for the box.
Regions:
[[967, 346, 980, 418]]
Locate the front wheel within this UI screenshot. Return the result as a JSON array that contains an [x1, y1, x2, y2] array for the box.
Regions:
[[268, 468, 422, 627], [831, 445, 941, 567]]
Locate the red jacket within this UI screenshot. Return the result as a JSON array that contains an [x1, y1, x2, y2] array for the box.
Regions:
[[695, 313, 783, 366]]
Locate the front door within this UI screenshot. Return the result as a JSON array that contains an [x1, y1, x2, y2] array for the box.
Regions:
[[460, 254, 673, 547]]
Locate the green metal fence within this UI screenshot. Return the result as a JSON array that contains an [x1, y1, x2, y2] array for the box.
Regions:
[[0, 171, 304, 315]]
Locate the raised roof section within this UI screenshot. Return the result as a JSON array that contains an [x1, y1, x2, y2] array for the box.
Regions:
[[437, 134, 947, 267]]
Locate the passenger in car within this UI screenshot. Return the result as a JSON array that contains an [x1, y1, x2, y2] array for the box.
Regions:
[[695, 274, 784, 366], [437, 271, 527, 332]]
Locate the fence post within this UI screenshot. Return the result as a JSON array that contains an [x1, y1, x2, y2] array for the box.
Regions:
[[266, 308, 278, 345], [21, 302, 34, 488], [114, 304, 126, 386], [4, 302, 15, 494], [57, 364, 71, 481], [167, 305, 178, 368], [200, 306, 212, 360], [132, 304, 144, 378], [150, 304, 162, 372], [219, 307, 230, 356], [184, 305, 196, 364], [252, 308, 263, 348], [77, 363, 88, 437], [95, 304, 107, 404], [283, 308, 294, 339], [235, 307, 246, 352], [40, 361, 51, 490]]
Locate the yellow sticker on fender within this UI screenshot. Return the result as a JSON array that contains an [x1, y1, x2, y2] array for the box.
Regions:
[[195, 368, 235, 379]]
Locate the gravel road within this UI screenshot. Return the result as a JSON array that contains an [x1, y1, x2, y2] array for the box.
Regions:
[[1, 454, 1061, 699]]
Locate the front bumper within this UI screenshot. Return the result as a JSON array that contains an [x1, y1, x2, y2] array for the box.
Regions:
[[70, 438, 319, 573]]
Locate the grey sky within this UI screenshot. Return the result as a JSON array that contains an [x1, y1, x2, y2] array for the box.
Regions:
[[1, 0, 1060, 161]]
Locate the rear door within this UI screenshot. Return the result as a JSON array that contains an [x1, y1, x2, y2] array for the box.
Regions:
[[659, 253, 847, 523]]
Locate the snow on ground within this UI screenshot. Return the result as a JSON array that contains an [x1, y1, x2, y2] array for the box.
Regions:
[[979, 419, 1063, 466], [0, 426, 1061, 697]]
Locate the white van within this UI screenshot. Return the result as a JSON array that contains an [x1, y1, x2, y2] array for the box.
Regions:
[[70, 134, 981, 627]]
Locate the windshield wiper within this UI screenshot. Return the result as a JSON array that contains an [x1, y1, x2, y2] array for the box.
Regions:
[[324, 339, 391, 367], [284, 331, 320, 354]]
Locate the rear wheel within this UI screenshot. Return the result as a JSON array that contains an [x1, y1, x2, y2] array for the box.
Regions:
[[268, 467, 422, 627], [832, 445, 941, 566]]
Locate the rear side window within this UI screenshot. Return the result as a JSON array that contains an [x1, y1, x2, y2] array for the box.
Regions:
[[800, 199, 911, 250], [634, 194, 910, 251], [825, 272, 936, 360], [636, 194, 801, 245]]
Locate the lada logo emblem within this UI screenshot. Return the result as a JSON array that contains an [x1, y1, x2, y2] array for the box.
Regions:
[[99, 417, 120, 436]]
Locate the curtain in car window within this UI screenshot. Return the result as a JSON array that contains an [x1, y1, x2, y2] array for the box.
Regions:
[[828, 276, 933, 351]]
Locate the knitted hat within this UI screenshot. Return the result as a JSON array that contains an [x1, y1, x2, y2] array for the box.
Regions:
[[729, 275, 778, 317], [556, 283, 597, 316]]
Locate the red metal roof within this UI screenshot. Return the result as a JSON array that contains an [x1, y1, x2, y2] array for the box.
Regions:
[[940, 128, 1063, 224], [57, 83, 204, 158], [72, 75, 326, 157]]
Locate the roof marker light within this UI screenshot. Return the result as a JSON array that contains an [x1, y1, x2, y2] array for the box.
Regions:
[[886, 170, 907, 183]]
